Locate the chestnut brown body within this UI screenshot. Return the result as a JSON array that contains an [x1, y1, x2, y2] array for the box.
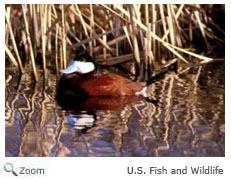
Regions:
[[66, 72, 146, 96]]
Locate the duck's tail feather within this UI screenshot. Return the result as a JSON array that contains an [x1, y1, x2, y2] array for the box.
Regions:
[[145, 59, 178, 86]]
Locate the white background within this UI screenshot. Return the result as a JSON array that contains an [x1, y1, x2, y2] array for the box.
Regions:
[[1, 1, 229, 180]]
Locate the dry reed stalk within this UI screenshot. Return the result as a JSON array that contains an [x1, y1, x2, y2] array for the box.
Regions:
[[132, 4, 144, 47], [151, 4, 156, 62], [22, 4, 38, 81], [194, 10, 208, 47], [47, 5, 52, 52], [161, 5, 171, 58], [102, 30, 107, 59], [5, 28, 9, 45], [75, 5, 89, 37], [29, 5, 36, 57], [51, 4, 60, 73], [51, 5, 72, 47], [144, 4, 149, 68], [157, 24, 161, 60], [5, 7, 24, 73], [123, 26, 133, 50], [94, 34, 126, 53], [5, 45, 18, 67], [39, 5, 43, 37], [55, 23, 59, 75], [102, 4, 128, 23], [70, 6, 115, 55], [115, 16, 121, 56], [167, 4, 175, 46], [166, 42, 212, 62], [59, 41, 63, 70], [122, 5, 211, 62], [42, 4, 48, 79], [32, 5, 40, 48], [6, 4, 222, 79], [29, 4, 33, 19], [70, 26, 123, 49], [46, 5, 60, 33], [94, 35, 115, 55], [106, 6, 115, 35], [96, 53, 135, 65], [144, 37, 148, 73], [5, 8, 10, 44], [146, 7, 153, 73], [128, 5, 141, 73], [147, 23, 153, 71], [158, 5, 190, 56], [167, 17, 174, 55], [21, 30, 29, 58], [79, 10, 106, 32], [48, 22, 72, 48], [67, 30, 80, 43], [170, 5, 183, 47], [145, 4, 149, 26], [159, 5, 169, 43], [189, 19, 193, 42], [89, 4, 94, 56], [61, 5, 67, 68], [114, 4, 188, 63]]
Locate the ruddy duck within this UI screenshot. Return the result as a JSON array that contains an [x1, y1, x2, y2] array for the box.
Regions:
[[58, 51, 177, 97]]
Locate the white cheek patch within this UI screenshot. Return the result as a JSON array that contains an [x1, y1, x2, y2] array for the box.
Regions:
[[60, 61, 95, 74], [76, 61, 95, 74]]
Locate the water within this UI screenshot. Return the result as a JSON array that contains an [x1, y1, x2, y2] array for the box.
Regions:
[[5, 61, 225, 157]]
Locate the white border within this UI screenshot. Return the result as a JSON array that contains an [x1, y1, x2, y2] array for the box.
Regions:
[[1, 1, 229, 180]]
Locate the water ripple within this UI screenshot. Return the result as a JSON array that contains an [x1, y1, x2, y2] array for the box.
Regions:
[[5, 62, 225, 157]]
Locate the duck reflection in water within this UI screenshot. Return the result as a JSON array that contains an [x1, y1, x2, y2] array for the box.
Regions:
[[56, 51, 177, 132], [56, 77, 149, 132]]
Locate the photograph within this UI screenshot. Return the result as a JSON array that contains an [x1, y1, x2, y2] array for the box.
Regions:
[[5, 4, 225, 157]]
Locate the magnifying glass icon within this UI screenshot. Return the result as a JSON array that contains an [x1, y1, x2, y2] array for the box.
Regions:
[[4, 163, 18, 176]]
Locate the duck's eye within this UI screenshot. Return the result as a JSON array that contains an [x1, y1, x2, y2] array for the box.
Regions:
[[78, 57, 86, 62]]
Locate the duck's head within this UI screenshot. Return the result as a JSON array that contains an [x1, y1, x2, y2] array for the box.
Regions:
[[60, 51, 96, 75]]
